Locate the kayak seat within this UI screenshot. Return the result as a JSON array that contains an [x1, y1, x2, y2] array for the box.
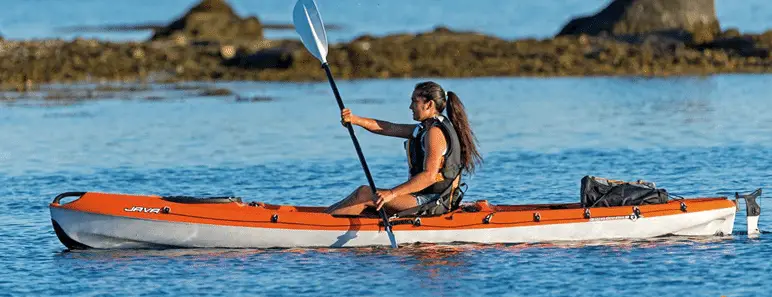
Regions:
[[161, 196, 242, 204]]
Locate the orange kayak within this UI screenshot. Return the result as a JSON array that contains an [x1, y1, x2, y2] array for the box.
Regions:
[[49, 190, 760, 249]]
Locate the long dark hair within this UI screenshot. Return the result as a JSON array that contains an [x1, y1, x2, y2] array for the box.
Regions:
[[414, 81, 483, 174]]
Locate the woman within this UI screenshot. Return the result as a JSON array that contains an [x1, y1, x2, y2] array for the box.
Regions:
[[325, 81, 482, 216]]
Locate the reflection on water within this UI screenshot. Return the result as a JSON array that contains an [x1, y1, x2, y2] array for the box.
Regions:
[[56, 235, 737, 263]]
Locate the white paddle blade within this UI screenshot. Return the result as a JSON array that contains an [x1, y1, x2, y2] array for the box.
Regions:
[[293, 0, 329, 64]]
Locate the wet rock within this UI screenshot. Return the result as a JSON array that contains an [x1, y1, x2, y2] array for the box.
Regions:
[[557, 0, 720, 43], [235, 95, 273, 102], [218, 40, 302, 68], [695, 34, 772, 59], [223, 47, 297, 69], [169, 83, 207, 91], [199, 88, 233, 96], [44, 90, 93, 101], [697, 37, 754, 51], [151, 0, 263, 44], [94, 84, 151, 92], [722, 28, 742, 39]]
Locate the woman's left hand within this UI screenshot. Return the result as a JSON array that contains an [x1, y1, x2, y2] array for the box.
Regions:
[[374, 189, 397, 211]]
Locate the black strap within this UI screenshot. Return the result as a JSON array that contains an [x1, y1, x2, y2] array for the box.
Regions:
[[451, 182, 468, 211]]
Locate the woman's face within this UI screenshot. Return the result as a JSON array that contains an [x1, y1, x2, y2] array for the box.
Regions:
[[409, 90, 435, 121]]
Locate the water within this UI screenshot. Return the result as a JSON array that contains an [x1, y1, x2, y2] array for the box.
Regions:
[[1, 74, 772, 296], [0, 0, 770, 41]]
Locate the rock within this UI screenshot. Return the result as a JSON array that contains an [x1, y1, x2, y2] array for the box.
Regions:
[[722, 28, 741, 39], [199, 88, 233, 96], [740, 48, 770, 59], [183, 0, 236, 15], [151, 0, 263, 44], [695, 36, 771, 58], [220, 45, 237, 59], [699, 37, 755, 51], [754, 30, 772, 50], [235, 95, 274, 102], [557, 0, 720, 43], [223, 47, 297, 69], [131, 47, 145, 59]]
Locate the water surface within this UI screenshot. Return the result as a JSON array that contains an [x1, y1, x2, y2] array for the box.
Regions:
[[1, 75, 771, 296]]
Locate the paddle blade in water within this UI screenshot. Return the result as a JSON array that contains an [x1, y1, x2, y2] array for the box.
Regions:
[[293, 0, 329, 63]]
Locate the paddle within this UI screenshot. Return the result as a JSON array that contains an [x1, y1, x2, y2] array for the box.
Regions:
[[292, 0, 397, 248]]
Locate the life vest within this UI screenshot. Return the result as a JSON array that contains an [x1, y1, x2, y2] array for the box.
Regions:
[[404, 115, 462, 195]]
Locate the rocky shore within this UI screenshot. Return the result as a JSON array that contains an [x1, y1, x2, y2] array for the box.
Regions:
[[0, 0, 770, 91]]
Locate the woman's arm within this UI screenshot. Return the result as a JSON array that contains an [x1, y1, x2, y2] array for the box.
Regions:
[[389, 126, 447, 196], [343, 109, 414, 139]]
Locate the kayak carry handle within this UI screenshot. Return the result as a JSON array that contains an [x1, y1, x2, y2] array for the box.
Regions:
[[52, 192, 87, 205]]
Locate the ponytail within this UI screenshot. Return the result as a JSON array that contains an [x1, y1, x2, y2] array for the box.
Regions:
[[446, 91, 483, 175]]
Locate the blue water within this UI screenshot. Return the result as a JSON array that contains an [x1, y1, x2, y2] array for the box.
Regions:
[[2, 75, 772, 296], [0, 0, 770, 41]]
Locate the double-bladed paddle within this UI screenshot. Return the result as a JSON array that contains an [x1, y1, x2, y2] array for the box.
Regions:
[[292, 0, 397, 248]]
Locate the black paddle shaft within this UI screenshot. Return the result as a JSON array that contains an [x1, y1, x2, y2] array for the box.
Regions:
[[321, 63, 394, 231]]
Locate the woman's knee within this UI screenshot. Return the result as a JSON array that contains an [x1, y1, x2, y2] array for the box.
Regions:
[[354, 186, 375, 204], [355, 185, 371, 193]]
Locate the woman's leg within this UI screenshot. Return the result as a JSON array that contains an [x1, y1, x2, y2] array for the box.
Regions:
[[325, 185, 373, 215], [382, 194, 419, 214], [325, 185, 419, 216]]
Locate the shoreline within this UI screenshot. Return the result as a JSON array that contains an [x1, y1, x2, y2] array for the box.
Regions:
[[1, 0, 770, 92], [1, 27, 770, 93]]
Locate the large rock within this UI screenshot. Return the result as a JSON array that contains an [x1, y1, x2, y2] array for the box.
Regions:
[[151, 0, 263, 44], [557, 0, 720, 43]]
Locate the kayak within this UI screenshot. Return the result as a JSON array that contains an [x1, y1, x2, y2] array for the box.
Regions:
[[49, 190, 761, 249]]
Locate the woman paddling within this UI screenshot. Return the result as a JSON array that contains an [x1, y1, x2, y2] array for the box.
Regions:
[[325, 81, 482, 216]]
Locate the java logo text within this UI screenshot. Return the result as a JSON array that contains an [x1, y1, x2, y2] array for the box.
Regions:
[[124, 206, 161, 214]]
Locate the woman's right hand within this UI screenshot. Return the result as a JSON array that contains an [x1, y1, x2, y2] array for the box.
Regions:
[[340, 108, 358, 127]]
